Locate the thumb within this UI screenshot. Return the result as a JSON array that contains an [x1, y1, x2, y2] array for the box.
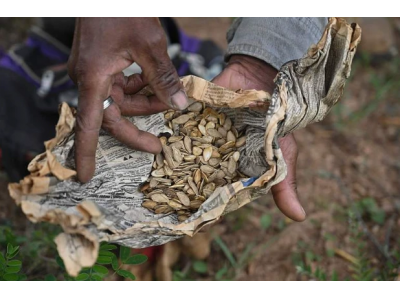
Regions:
[[271, 134, 306, 222], [136, 35, 189, 110]]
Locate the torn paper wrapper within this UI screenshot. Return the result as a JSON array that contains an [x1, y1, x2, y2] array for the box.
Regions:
[[8, 18, 361, 276]]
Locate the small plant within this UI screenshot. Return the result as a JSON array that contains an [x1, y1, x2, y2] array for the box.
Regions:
[[212, 236, 254, 280], [0, 243, 24, 281], [259, 214, 272, 230], [172, 235, 255, 281], [172, 260, 210, 281], [192, 260, 208, 274], [353, 197, 385, 225], [292, 242, 337, 281], [295, 262, 338, 281], [1, 225, 147, 281], [347, 204, 375, 281], [0, 223, 60, 277], [55, 243, 147, 281], [347, 200, 399, 281], [214, 264, 229, 280]]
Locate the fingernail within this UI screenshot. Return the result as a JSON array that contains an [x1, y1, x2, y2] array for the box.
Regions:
[[301, 206, 306, 217], [171, 90, 189, 110]]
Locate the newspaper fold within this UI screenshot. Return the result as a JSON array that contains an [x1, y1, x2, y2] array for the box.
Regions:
[[8, 18, 361, 276]]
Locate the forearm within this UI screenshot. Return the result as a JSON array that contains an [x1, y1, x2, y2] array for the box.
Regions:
[[226, 17, 328, 69]]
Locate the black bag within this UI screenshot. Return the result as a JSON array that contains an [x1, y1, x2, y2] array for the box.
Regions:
[[0, 25, 77, 182]]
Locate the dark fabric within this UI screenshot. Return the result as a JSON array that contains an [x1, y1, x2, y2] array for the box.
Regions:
[[0, 68, 60, 181], [0, 26, 74, 181], [41, 17, 76, 48]]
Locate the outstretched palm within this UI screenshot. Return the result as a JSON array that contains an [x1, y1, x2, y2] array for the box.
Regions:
[[212, 55, 306, 221]]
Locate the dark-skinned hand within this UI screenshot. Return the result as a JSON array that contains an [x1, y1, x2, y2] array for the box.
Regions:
[[68, 18, 189, 183], [212, 55, 306, 222], [68, 19, 305, 222]]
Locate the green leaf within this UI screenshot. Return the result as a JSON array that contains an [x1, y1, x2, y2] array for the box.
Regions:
[[96, 256, 112, 264], [321, 272, 327, 281], [119, 246, 131, 262], [5, 266, 21, 274], [91, 274, 103, 281], [193, 260, 208, 274], [361, 197, 377, 211], [260, 214, 272, 230], [371, 210, 385, 225], [116, 269, 136, 280], [111, 255, 119, 271], [45, 274, 57, 281], [75, 273, 89, 281], [277, 219, 286, 230], [214, 236, 237, 268], [9, 245, 19, 255], [99, 250, 115, 257], [93, 265, 109, 276], [6, 251, 19, 259], [215, 265, 228, 280], [7, 243, 14, 254], [305, 251, 315, 262], [305, 265, 312, 273], [0, 253, 6, 264], [315, 267, 321, 279], [125, 254, 147, 265], [172, 271, 186, 281], [80, 267, 91, 274], [18, 274, 27, 281], [7, 260, 22, 267], [331, 270, 338, 281], [100, 243, 117, 251], [3, 273, 18, 281], [4, 229, 16, 245]]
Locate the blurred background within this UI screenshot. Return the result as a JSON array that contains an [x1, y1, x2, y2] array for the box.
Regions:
[[0, 17, 399, 281]]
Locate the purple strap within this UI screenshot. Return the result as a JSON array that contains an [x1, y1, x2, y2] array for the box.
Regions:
[[26, 36, 69, 62], [177, 30, 201, 76], [0, 35, 73, 91], [0, 54, 42, 87]]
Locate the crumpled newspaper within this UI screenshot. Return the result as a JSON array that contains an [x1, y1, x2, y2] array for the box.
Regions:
[[8, 18, 361, 276]]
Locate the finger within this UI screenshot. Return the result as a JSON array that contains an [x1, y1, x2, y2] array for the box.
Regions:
[[110, 75, 169, 116], [117, 94, 170, 117], [102, 103, 162, 154], [124, 73, 147, 94], [74, 85, 105, 183], [135, 32, 189, 110], [271, 134, 306, 222], [112, 72, 148, 95]]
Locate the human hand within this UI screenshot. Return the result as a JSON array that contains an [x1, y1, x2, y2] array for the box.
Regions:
[[212, 55, 306, 221], [68, 17, 189, 183]]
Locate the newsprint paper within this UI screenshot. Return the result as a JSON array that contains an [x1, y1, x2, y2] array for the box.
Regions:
[[8, 18, 361, 276]]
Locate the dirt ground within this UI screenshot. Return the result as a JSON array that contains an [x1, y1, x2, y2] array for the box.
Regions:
[[1, 17, 399, 281]]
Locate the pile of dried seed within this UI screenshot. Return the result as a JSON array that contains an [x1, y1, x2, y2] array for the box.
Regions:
[[141, 102, 247, 222]]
